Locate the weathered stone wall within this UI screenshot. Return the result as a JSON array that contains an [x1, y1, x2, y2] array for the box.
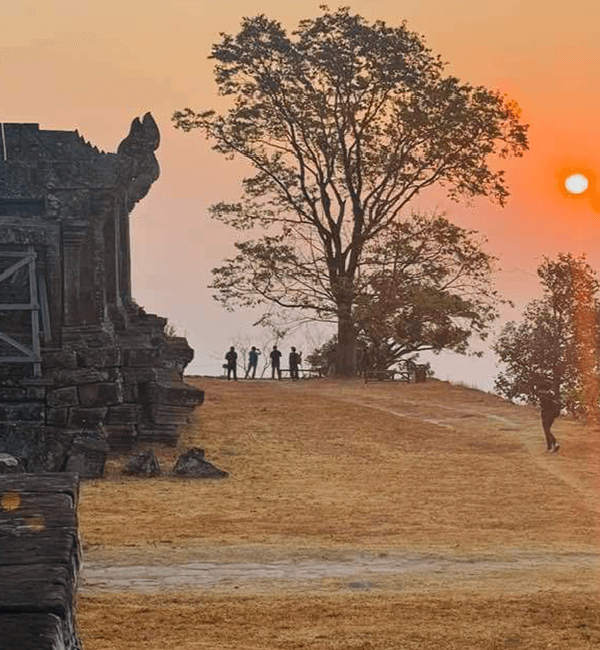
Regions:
[[0, 115, 203, 474], [0, 472, 82, 649]]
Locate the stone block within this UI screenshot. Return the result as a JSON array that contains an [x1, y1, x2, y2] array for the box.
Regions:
[[158, 384, 204, 407], [41, 350, 78, 372], [142, 381, 202, 408], [0, 387, 28, 402], [0, 403, 45, 422], [126, 348, 160, 367], [78, 381, 123, 408], [26, 386, 47, 401], [52, 368, 113, 387], [64, 436, 109, 478], [121, 381, 138, 403], [122, 451, 161, 477], [120, 367, 157, 383], [0, 491, 76, 533], [0, 453, 25, 473], [46, 408, 69, 428], [0, 472, 79, 502], [0, 471, 82, 649], [76, 347, 122, 368], [121, 374, 156, 402], [30, 429, 78, 473], [103, 425, 137, 452], [47, 387, 79, 409], [61, 325, 115, 349], [0, 613, 66, 649], [67, 407, 107, 428], [160, 341, 194, 372], [0, 425, 76, 473], [172, 448, 228, 479], [136, 422, 179, 446], [105, 404, 141, 425]]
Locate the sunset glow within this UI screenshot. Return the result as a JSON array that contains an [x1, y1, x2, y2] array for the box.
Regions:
[[565, 173, 589, 194], [3, 0, 600, 386]]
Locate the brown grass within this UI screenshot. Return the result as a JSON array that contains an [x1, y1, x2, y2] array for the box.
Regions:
[[78, 378, 600, 553], [77, 378, 600, 649], [79, 591, 600, 650]]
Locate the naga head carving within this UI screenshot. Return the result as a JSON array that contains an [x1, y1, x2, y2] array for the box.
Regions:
[[118, 112, 160, 210]]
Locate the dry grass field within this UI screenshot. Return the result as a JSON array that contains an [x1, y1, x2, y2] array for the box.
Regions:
[[77, 377, 600, 649]]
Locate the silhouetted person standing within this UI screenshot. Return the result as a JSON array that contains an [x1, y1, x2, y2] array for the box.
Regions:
[[225, 346, 237, 381], [245, 346, 261, 379], [289, 346, 301, 380], [270, 345, 282, 380], [539, 386, 560, 452]]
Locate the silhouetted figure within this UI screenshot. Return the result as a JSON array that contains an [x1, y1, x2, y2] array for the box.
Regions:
[[359, 345, 374, 379], [289, 347, 301, 380], [245, 346, 261, 379], [270, 345, 282, 380], [225, 346, 237, 381], [539, 387, 560, 452]]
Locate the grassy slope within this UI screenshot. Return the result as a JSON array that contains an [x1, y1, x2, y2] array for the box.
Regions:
[[78, 378, 599, 552], [78, 378, 600, 649]]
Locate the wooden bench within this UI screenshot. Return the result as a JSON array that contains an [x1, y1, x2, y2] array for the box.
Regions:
[[279, 368, 322, 379], [364, 360, 427, 384], [364, 369, 398, 382]]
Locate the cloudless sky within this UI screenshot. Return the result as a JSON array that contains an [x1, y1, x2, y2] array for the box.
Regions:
[[2, 0, 600, 388]]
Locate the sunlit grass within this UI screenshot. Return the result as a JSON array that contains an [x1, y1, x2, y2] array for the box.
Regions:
[[78, 378, 600, 649]]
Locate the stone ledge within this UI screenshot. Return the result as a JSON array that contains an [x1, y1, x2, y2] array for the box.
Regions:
[[0, 472, 81, 649]]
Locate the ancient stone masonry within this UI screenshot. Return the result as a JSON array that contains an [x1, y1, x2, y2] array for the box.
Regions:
[[0, 114, 203, 474], [0, 473, 82, 649]]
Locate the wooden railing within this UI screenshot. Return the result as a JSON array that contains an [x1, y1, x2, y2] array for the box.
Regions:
[[0, 248, 49, 377]]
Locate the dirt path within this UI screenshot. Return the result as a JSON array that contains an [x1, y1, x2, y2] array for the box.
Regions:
[[80, 548, 600, 595], [319, 384, 600, 513]]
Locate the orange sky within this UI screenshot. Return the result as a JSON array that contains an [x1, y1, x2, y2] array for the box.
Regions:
[[3, 0, 600, 386]]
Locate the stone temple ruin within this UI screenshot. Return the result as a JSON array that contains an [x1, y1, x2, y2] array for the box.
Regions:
[[0, 113, 203, 476]]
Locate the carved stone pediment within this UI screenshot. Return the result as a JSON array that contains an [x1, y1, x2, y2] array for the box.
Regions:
[[117, 112, 160, 209], [0, 114, 203, 472]]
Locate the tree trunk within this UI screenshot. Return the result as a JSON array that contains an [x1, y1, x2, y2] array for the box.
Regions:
[[336, 302, 356, 377]]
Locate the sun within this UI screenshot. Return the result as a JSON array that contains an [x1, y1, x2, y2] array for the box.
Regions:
[[565, 173, 589, 195]]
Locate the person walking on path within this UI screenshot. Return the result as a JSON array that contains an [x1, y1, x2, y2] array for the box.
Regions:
[[289, 347, 301, 380], [245, 346, 261, 379], [270, 345, 282, 380], [538, 385, 560, 452], [225, 346, 238, 381]]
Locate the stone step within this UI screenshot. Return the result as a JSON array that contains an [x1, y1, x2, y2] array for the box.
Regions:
[[104, 425, 137, 453], [137, 423, 179, 446]]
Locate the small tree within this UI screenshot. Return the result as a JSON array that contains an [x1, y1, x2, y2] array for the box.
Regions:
[[173, 6, 528, 376], [308, 212, 503, 373], [494, 253, 600, 422], [354, 212, 503, 369]]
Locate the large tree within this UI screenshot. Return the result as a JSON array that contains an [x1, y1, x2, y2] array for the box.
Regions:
[[174, 6, 528, 375], [494, 253, 600, 422]]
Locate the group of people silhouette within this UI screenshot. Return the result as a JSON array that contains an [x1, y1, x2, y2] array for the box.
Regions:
[[224, 345, 302, 381]]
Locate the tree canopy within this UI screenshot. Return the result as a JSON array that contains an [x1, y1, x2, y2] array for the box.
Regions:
[[494, 253, 600, 422], [174, 5, 529, 375], [354, 212, 502, 366], [307, 212, 503, 373]]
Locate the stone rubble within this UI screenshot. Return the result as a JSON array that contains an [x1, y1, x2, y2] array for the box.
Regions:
[[172, 447, 229, 479], [122, 450, 162, 477]]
